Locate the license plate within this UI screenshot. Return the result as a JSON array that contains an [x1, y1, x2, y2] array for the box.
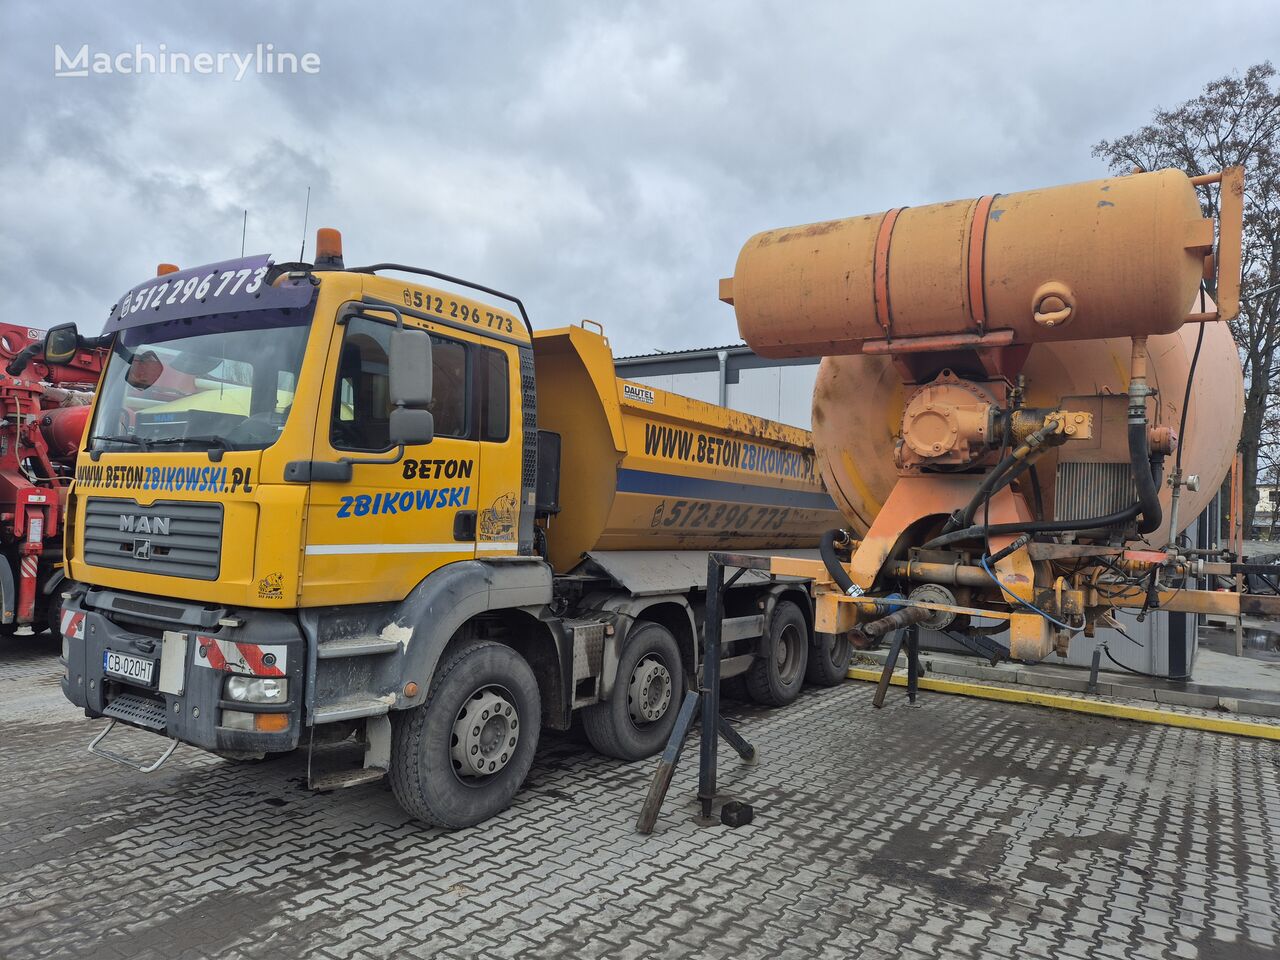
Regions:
[[104, 650, 156, 686]]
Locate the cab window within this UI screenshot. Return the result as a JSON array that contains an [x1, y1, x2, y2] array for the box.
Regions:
[[331, 316, 467, 451], [478, 347, 509, 443]]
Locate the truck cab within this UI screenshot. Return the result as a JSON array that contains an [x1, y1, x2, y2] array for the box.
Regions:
[[60, 232, 845, 827]]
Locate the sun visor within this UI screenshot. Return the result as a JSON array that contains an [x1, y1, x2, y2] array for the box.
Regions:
[[104, 254, 316, 335]]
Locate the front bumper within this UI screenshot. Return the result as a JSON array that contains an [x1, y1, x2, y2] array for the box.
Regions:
[[60, 585, 304, 755]]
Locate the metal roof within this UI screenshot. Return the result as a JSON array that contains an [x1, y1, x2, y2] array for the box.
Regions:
[[613, 343, 754, 362]]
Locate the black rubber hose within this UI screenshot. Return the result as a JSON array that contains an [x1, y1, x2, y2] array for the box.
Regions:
[[5, 344, 41, 376], [940, 449, 1026, 536], [1102, 645, 1190, 682], [923, 502, 1143, 550], [820, 529, 857, 595], [1129, 419, 1163, 535], [1175, 322, 1205, 478], [1027, 463, 1045, 521]]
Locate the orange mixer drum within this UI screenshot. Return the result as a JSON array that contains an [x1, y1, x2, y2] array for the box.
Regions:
[[811, 321, 1243, 543], [727, 169, 1213, 357]]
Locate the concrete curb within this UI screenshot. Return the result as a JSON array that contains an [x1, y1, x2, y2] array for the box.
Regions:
[[857, 649, 1280, 720]]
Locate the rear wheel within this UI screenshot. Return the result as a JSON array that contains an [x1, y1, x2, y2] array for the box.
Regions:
[[390, 641, 541, 829], [806, 631, 852, 686], [747, 600, 809, 706], [583, 622, 684, 761]]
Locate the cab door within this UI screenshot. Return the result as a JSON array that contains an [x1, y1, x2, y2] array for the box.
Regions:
[[300, 311, 480, 605], [472, 341, 522, 559]]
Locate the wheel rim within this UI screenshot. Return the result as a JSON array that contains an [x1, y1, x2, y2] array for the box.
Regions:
[[775, 623, 803, 683], [450, 686, 519, 782], [627, 655, 672, 726]]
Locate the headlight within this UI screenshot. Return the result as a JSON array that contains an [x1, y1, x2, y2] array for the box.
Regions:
[[224, 676, 288, 703]]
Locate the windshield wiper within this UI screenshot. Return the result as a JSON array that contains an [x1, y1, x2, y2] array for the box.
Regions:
[[93, 434, 150, 449], [145, 435, 232, 461]]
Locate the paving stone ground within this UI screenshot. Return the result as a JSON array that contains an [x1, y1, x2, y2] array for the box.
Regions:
[[1, 633, 1278, 959]]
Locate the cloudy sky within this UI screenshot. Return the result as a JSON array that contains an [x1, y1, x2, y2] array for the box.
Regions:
[[3, 1, 1278, 356]]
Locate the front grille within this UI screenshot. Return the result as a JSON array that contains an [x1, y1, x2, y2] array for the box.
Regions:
[[1054, 461, 1135, 524], [83, 498, 223, 580]]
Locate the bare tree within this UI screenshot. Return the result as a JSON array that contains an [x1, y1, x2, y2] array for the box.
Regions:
[[1093, 63, 1280, 535]]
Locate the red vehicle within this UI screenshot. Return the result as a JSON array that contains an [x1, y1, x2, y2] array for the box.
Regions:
[[0, 324, 105, 635]]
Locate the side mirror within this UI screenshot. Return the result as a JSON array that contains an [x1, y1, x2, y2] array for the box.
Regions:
[[44, 323, 80, 365], [390, 408, 434, 446], [125, 350, 164, 389], [388, 329, 432, 408]]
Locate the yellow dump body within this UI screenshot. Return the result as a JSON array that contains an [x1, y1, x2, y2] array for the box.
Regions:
[[534, 325, 844, 573]]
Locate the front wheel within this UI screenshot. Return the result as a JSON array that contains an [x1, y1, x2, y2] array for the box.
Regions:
[[390, 641, 541, 829], [583, 622, 684, 761]]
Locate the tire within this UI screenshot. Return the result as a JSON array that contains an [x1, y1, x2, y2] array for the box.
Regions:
[[806, 631, 852, 686], [746, 600, 809, 707], [44, 596, 64, 638], [582, 622, 684, 761], [390, 641, 541, 829]]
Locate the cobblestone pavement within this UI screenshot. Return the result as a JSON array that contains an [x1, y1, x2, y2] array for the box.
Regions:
[[2, 635, 1278, 959]]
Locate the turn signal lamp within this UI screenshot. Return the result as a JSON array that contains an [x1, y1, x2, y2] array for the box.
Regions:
[[156, 263, 180, 276], [254, 713, 290, 732], [314, 227, 344, 269]]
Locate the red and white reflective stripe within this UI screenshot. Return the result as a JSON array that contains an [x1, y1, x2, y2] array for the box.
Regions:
[[193, 637, 286, 676], [19, 556, 38, 580], [61, 609, 86, 640]]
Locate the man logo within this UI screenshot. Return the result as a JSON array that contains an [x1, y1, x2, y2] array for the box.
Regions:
[[119, 514, 171, 535], [133, 538, 152, 561]]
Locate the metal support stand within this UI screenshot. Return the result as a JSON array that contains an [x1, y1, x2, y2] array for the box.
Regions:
[[636, 552, 763, 834], [1087, 646, 1103, 695], [872, 624, 923, 708]]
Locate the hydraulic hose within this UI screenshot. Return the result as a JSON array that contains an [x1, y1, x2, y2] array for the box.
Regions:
[[1128, 416, 1163, 536], [1165, 320, 1204, 548], [923, 454, 1166, 550], [1126, 336, 1163, 536], [942, 418, 1060, 537], [5, 344, 40, 376], [923, 502, 1143, 550], [940, 448, 1021, 536], [821, 529, 859, 596]]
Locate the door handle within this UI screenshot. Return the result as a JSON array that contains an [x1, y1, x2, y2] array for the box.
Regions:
[[454, 511, 476, 542]]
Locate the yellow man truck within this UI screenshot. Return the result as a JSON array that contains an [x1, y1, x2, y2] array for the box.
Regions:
[[56, 230, 848, 827]]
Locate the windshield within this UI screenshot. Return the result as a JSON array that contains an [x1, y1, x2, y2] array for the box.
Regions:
[[88, 304, 314, 454]]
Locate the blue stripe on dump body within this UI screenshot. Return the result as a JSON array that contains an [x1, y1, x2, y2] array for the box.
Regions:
[[616, 468, 838, 511]]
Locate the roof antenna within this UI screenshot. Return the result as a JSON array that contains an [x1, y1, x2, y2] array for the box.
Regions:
[[298, 186, 311, 261], [240, 209, 248, 256]]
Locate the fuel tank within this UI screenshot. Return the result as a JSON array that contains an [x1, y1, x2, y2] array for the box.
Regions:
[[811, 320, 1242, 544], [726, 169, 1212, 357], [533, 325, 845, 573]]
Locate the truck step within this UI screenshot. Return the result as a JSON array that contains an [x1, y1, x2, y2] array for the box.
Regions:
[[103, 692, 169, 731], [316, 637, 403, 660], [309, 766, 387, 792], [311, 698, 393, 723]]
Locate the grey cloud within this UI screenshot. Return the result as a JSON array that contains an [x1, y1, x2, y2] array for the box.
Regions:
[[3, 1, 1279, 351]]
